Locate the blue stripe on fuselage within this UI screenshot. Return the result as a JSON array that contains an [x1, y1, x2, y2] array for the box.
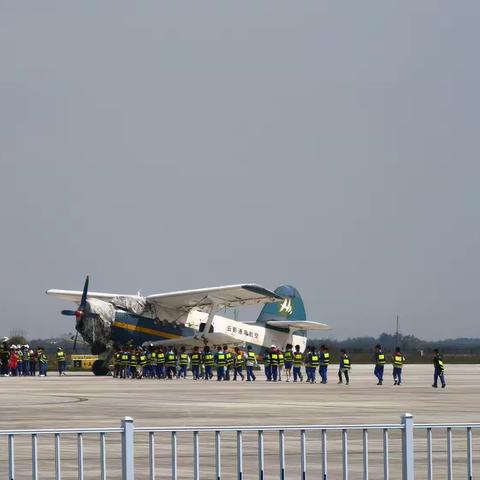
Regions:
[[111, 311, 195, 346]]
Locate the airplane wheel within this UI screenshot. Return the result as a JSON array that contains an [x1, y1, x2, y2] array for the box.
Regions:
[[92, 360, 109, 376]]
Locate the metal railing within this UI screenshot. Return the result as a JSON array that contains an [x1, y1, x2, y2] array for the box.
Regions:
[[0, 414, 478, 479]]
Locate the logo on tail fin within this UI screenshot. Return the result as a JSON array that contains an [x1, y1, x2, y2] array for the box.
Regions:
[[279, 298, 293, 316], [256, 285, 306, 332]]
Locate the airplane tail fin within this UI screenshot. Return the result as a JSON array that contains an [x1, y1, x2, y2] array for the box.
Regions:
[[256, 284, 307, 326]]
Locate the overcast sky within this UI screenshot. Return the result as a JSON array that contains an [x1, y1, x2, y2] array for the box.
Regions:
[[1, 2, 479, 340]]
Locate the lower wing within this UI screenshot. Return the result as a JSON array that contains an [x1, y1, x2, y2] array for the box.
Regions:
[[267, 320, 331, 332]]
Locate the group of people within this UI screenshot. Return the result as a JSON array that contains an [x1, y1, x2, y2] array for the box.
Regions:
[[0, 340, 67, 377], [113, 343, 447, 387], [373, 344, 446, 388], [1, 338, 447, 388], [113, 344, 259, 381], [112, 343, 347, 384]]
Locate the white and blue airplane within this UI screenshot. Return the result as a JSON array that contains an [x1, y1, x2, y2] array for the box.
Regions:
[[47, 277, 330, 374]]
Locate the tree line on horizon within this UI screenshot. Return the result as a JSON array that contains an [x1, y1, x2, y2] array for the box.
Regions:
[[308, 333, 480, 354]]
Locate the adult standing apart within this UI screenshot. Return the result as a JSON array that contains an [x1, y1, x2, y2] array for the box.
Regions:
[[392, 347, 405, 386], [337, 349, 351, 385], [432, 348, 446, 388]]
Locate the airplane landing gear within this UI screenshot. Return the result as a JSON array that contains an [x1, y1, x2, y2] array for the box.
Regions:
[[92, 359, 110, 376]]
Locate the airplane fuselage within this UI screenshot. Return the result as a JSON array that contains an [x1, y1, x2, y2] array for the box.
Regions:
[[104, 309, 307, 351]]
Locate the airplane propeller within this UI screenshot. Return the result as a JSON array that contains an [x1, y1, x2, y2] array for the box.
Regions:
[[60, 276, 98, 352]]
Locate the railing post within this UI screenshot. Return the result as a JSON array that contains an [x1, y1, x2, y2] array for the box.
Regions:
[[401, 413, 415, 480], [122, 417, 135, 480]]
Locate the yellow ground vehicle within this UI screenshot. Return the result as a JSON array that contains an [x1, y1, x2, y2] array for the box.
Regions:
[[71, 354, 98, 369]]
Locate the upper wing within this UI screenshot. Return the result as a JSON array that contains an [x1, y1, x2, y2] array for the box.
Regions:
[[267, 320, 331, 332], [145, 332, 243, 348], [146, 284, 282, 312], [46, 289, 127, 304]]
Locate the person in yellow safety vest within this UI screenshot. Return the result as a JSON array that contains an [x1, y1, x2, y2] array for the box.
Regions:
[[56, 347, 67, 376], [374, 344, 386, 385], [113, 348, 122, 378], [278, 349, 285, 381], [319, 345, 330, 384], [270, 346, 279, 382], [178, 346, 189, 379], [129, 348, 137, 379], [337, 349, 351, 385], [245, 345, 257, 381], [146, 345, 156, 379], [21, 345, 30, 376], [432, 348, 446, 388], [16, 346, 23, 376], [284, 344, 294, 382], [293, 345, 304, 382], [203, 346, 214, 380], [38, 348, 48, 377], [392, 347, 406, 385], [120, 348, 130, 379], [233, 347, 245, 381], [138, 349, 147, 379], [156, 347, 165, 379], [308, 348, 320, 384], [190, 346, 202, 380], [223, 345, 233, 381], [165, 347, 177, 380], [215, 346, 226, 381]]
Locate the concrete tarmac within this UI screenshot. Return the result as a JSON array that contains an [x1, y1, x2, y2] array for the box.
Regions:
[[0, 364, 478, 478]]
